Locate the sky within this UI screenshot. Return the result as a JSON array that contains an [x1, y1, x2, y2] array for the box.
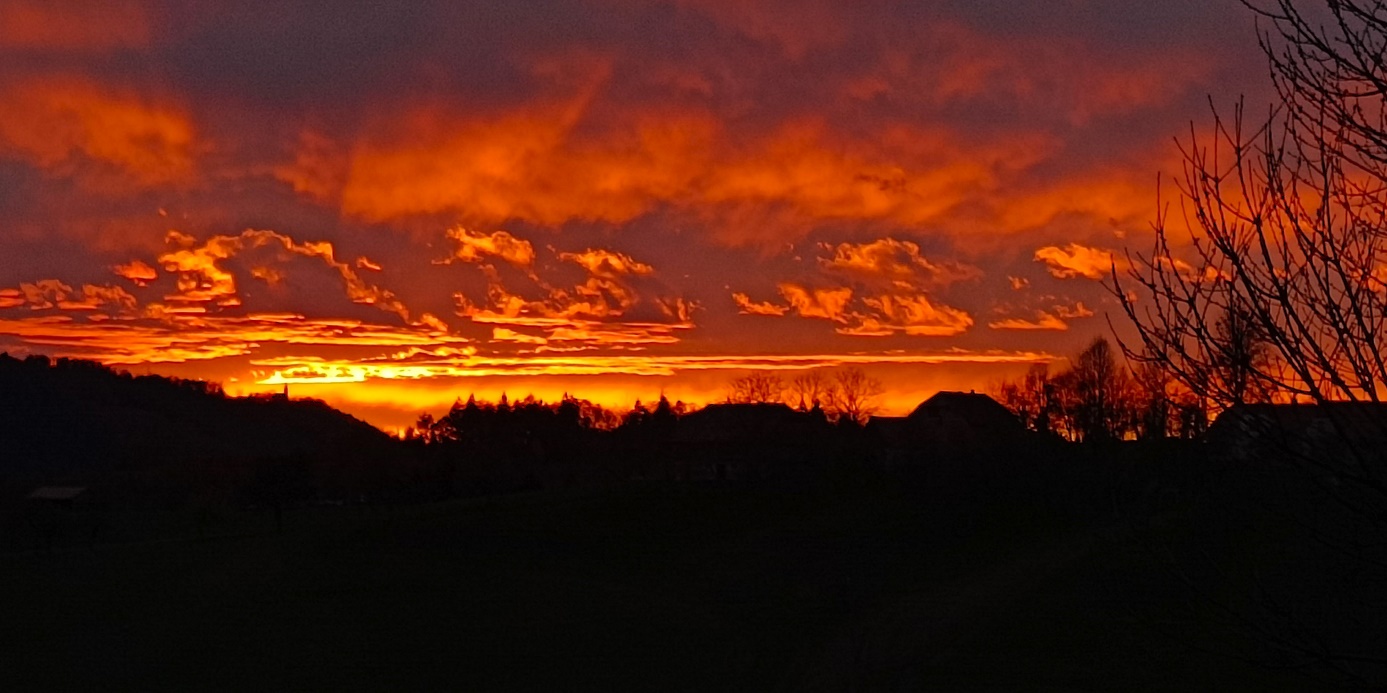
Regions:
[[0, 0, 1274, 431]]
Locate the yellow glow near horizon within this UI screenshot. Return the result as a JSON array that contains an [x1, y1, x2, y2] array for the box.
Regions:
[[224, 355, 1054, 430]]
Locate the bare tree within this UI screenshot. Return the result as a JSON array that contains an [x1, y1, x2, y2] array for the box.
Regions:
[[789, 371, 835, 411], [1052, 337, 1135, 443], [995, 345, 1138, 442], [1112, 2, 1387, 682], [1118, 1, 1387, 410], [1211, 301, 1277, 406], [996, 363, 1057, 435], [727, 371, 786, 404], [827, 367, 884, 424], [1131, 360, 1177, 440]]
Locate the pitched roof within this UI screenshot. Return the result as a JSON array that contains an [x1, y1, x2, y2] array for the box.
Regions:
[[908, 391, 1023, 430], [673, 402, 806, 443]]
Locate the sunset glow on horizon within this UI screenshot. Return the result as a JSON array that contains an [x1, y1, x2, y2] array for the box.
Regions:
[[0, 1, 1272, 430]]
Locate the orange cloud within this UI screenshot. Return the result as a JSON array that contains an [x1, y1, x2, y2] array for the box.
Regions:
[[560, 248, 654, 277], [321, 80, 720, 227], [66, 284, 139, 313], [698, 120, 1044, 244], [732, 292, 788, 316], [1149, 255, 1232, 284], [546, 324, 684, 346], [1034, 243, 1124, 280], [9, 280, 138, 314], [452, 241, 692, 348], [735, 238, 975, 337], [989, 311, 1070, 331], [777, 283, 853, 321], [0, 312, 468, 366], [285, 89, 1052, 245], [114, 260, 158, 285], [157, 229, 413, 319], [437, 227, 536, 267], [0, 77, 194, 188], [854, 294, 973, 337], [463, 298, 689, 347], [988, 300, 1093, 331], [158, 232, 251, 305], [273, 130, 347, 201], [817, 238, 978, 288], [657, 297, 698, 323], [279, 22, 1185, 246], [17, 281, 73, 311], [1055, 302, 1094, 319], [288, 89, 1172, 248], [416, 313, 450, 332], [996, 165, 1161, 233], [492, 327, 548, 345]]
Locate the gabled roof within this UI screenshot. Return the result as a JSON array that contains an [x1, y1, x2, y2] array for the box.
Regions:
[[908, 391, 1023, 431], [673, 402, 807, 443]]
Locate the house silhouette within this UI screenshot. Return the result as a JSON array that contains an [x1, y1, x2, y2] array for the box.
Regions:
[[906, 391, 1027, 446], [866, 391, 1028, 468], [672, 403, 825, 480], [1207, 401, 1387, 468]]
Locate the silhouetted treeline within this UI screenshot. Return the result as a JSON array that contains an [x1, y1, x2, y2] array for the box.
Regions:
[[0, 353, 400, 509], [995, 337, 1213, 443], [408, 394, 752, 493], [406, 391, 1063, 497], [0, 353, 1202, 521], [408, 393, 621, 494], [3, 356, 893, 512]]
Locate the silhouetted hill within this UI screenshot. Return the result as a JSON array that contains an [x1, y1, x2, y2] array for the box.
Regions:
[[0, 354, 397, 502]]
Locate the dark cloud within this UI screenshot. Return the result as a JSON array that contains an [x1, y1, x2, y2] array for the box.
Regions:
[[0, 0, 1278, 425]]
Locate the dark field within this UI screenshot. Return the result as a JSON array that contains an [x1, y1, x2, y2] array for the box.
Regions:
[[1, 475, 1336, 691]]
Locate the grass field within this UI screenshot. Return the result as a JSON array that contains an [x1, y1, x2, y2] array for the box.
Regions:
[[0, 480, 1330, 690]]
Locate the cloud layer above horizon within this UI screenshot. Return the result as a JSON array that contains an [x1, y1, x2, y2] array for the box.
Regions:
[[0, 0, 1272, 428]]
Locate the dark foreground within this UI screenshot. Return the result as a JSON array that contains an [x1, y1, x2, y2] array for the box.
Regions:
[[4, 458, 1372, 692]]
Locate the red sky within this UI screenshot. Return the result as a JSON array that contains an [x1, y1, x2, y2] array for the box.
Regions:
[[0, 0, 1273, 430]]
